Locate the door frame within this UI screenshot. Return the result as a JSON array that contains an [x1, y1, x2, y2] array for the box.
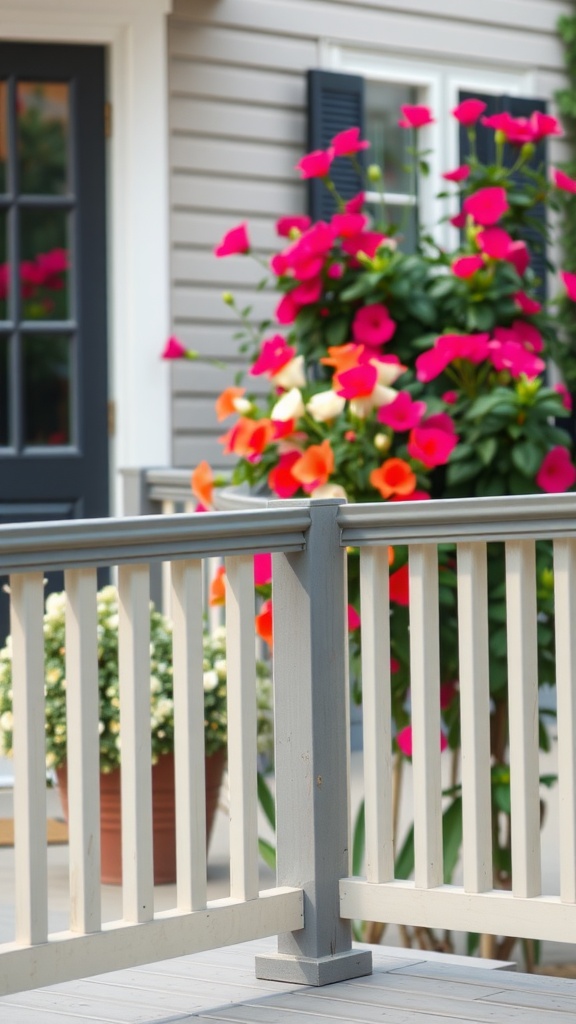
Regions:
[[0, 0, 173, 514]]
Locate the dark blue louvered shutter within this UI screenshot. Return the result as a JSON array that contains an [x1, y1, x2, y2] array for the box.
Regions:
[[307, 69, 365, 221], [457, 90, 499, 166]]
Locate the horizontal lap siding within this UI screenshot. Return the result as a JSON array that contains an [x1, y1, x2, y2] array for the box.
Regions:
[[168, 0, 571, 471]]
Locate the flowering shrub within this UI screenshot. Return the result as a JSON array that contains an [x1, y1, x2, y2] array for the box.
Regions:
[[0, 586, 273, 772]]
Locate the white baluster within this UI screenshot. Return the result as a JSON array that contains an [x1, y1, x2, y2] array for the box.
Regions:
[[505, 540, 541, 898], [171, 559, 207, 910], [553, 538, 576, 903], [360, 546, 393, 882], [161, 500, 176, 618], [65, 568, 101, 932]]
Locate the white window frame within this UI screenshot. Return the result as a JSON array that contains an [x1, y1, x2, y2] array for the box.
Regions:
[[0, 0, 173, 514], [322, 43, 536, 251]]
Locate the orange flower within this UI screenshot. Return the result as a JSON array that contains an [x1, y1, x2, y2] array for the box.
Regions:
[[220, 417, 274, 458], [321, 343, 364, 374], [191, 460, 214, 508], [388, 546, 395, 566], [370, 458, 416, 499], [255, 598, 273, 649], [292, 440, 335, 489], [209, 565, 226, 606], [215, 386, 246, 421]]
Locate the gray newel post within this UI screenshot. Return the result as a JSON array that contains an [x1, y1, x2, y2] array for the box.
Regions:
[[255, 499, 372, 986]]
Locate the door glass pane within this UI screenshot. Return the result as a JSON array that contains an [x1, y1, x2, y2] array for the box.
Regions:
[[368, 201, 418, 254], [20, 208, 69, 320], [0, 209, 8, 320], [0, 81, 7, 193], [17, 81, 69, 195], [23, 334, 71, 446], [366, 81, 419, 195], [0, 335, 8, 446]]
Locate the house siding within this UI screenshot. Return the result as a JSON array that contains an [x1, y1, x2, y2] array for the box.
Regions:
[[168, 0, 572, 470]]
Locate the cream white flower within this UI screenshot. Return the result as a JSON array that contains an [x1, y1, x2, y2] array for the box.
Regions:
[[350, 385, 398, 419], [203, 670, 219, 692], [232, 396, 253, 414], [310, 483, 348, 501], [306, 390, 346, 423], [0, 711, 13, 731], [270, 387, 305, 422], [272, 355, 306, 390], [374, 360, 406, 387]]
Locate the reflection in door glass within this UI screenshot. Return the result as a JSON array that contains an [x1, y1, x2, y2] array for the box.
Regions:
[[0, 335, 8, 446], [366, 81, 419, 195], [0, 81, 7, 193], [24, 334, 71, 446], [20, 208, 68, 320], [17, 82, 69, 195], [0, 209, 8, 320]]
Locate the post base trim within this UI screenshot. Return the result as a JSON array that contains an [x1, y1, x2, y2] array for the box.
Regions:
[[255, 948, 372, 986]]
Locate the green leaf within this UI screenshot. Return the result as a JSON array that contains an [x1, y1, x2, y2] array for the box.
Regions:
[[493, 783, 511, 815], [258, 838, 277, 871], [352, 800, 366, 876], [443, 798, 463, 884], [511, 441, 543, 478], [476, 437, 498, 467], [257, 771, 276, 830], [395, 824, 415, 880], [446, 458, 483, 487], [326, 316, 349, 347]]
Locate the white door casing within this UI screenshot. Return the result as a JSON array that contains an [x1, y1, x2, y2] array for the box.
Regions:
[[0, 0, 173, 514]]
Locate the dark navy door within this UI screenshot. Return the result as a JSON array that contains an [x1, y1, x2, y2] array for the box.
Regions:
[[0, 44, 109, 638]]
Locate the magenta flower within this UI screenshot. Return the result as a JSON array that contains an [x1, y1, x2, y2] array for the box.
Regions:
[[275, 215, 311, 237], [162, 336, 188, 360], [452, 98, 487, 126], [554, 383, 573, 413], [561, 270, 576, 301], [331, 127, 370, 156], [331, 212, 368, 238], [536, 447, 576, 493], [250, 335, 295, 377], [487, 339, 544, 378], [530, 111, 563, 141], [396, 725, 448, 758], [345, 191, 365, 214], [408, 426, 457, 468], [552, 168, 576, 194], [463, 187, 509, 226], [291, 277, 323, 307], [295, 148, 334, 179], [214, 222, 250, 257], [507, 240, 530, 277], [398, 104, 435, 129], [422, 412, 457, 435], [451, 255, 484, 278], [442, 390, 458, 405], [514, 291, 542, 315], [442, 165, 470, 183], [416, 333, 490, 382], [335, 363, 378, 399], [493, 320, 543, 353], [347, 605, 361, 631], [450, 211, 467, 229], [377, 392, 426, 431], [342, 231, 389, 260], [477, 227, 513, 260], [254, 553, 272, 586], [482, 112, 534, 145], [352, 303, 396, 346], [275, 292, 299, 324]]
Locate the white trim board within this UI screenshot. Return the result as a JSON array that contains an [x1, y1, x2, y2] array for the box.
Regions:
[[0, 0, 173, 514]]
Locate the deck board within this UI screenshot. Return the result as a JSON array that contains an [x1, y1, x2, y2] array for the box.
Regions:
[[0, 939, 576, 1023]]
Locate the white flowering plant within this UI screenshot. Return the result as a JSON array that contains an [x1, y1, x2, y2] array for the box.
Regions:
[[0, 586, 273, 773]]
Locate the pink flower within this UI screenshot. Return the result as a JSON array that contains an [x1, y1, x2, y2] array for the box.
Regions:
[[416, 333, 490, 382], [477, 227, 513, 260], [214, 222, 250, 257], [276, 215, 311, 237], [331, 127, 370, 156], [352, 304, 396, 346], [251, 335, 295, 377], [514, 291, 542, 315], [442, 390, 458, 405], [390, 490, 430, 502], [451, 255, 484, 278], [554, 383, 573, 413], [561, 271, 576, 301], [536, 447, 576, 493], [530, 111, 563, 141], [296, 148, 334, 179], [345, 192, 365, 214], [275, 292, 299, 324], [487, 339, 544, 378], [507, 240, 530, 277], [348, 605, 361, 630], [396, 725, 448, 758], [450, 211, 467, 229], [335, 363, 378, 399], [342, 231, 389, 259], [291, 277, 323, 307], [463, 187, 509, 226], [328, 263, 344, 279], [282, 221, 336, 280], [482, 112, 534, 145], [254, 553, 272, 586], [398, 105, 435, 129], [422, 412, 456, 435], [408, 426, 457, 468], [442, 165, 470, 183], [390, 564, 410, 605], [377, 392, 426, 431], [331, 212, 368, 237], [162, 336, 188, 359], [452, 98, 487, 126], [552, 168, 576, 194], [268, 451, 301, 498]]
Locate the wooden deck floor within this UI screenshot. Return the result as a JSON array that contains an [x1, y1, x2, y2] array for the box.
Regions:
[[1, 938, 576, 1024]]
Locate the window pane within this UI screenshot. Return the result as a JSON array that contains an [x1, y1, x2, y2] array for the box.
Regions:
[[366, 81, 418, 195], [0, 81, 7, 193], [367, 201, 418, 255], [23, 334, 71, 446], [0, 335, 8, 446], [0, 209, 8, 320], [17, 81, 70, 195], [20, 208, 69, 320]]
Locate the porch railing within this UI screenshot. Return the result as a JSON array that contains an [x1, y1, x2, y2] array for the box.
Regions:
[[2, 492, 576, 995]]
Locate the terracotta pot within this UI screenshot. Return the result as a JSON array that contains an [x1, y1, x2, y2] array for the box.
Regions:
[[57, 748, 226, 885]]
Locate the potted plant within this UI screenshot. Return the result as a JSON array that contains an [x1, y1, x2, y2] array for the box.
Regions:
[[0, 585, 273, 885]]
